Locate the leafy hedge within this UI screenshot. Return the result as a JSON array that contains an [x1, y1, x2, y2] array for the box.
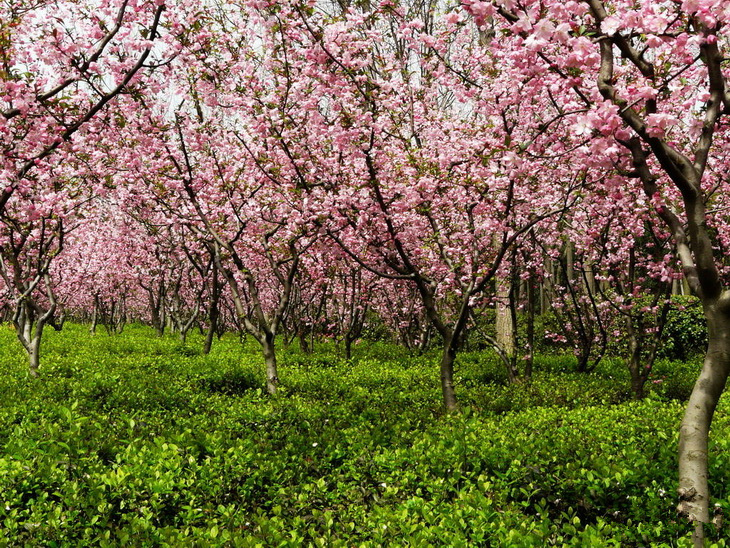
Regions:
[[659, 296, 708, 361], [0, 324, 726, 546]]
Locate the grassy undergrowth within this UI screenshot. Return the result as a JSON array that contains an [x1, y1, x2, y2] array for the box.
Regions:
[[0, 324, 727, 546]]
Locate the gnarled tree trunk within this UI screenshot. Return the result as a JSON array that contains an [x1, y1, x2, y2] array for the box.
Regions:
[[678, 302, 730, 544], [262, 332, 279, 395]]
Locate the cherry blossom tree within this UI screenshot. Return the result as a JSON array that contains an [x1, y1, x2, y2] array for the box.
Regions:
[[221, 0, 578, 410], [0, 0, 186, 370], [462, 0, 730, 540], [287, 246, 377, 358], [12, 0, 730, 538], [0, 197, 66, 374]]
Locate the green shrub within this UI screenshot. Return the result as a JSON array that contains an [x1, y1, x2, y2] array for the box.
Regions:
[[659, 296, 707, 361], [197, 369, 261, 395], [0, 323, 724, 546]]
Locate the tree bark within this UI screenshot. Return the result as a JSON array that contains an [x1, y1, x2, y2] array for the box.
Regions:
[[627, 341, 645, 400], [28, 336, 41, 377], [495, 275, 515, 358], [14, 298, 54, 376], [148, 289, 165, 337], [89, 297, 99, 335], [203, 319, 216, 354], [262, 333, 279, 396], [344, 334, 353, 360], [298, 328, 311, 354], [678, 306, 730, 545], [204, 268, 221, 354], [565, 241, 575, 283], [440, 336, 458, 412], [525, 273, 536, 380]]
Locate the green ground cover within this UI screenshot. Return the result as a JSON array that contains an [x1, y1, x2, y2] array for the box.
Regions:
[[0, 324, 728, 546]]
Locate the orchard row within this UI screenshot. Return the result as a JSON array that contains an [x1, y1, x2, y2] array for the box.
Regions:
[[3, 0, 730, 541]]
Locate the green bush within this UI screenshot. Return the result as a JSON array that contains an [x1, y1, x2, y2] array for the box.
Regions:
[[659, 296, 707, 361], [0, 323, 724, 546]]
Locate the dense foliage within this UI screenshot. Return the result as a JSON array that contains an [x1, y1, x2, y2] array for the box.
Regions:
[[5, 0, 730, 541], [0, 324, 726, 546], [658, 297, 708, 362]]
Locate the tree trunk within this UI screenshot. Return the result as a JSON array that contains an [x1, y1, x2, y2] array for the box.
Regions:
[[584, 259, 596, 295], [576, 348, 591, 373], [525, 273, 536, 380], [344, 334, 353, 360], [50, 312, 65, 332], [262, 334, 279, 396], [149, 291, 164, 337], [177, 305, 198, 345], [627, 351, 645, 400], [495, 276, 515, 358], [89, 299, 98, 335], [626, 321, 647, 400], [440, 336, 458, 412], [15, 301, 51, 377], [418, 323, 432, 355], [114, 299, 126, 334], [672, 279, 681, 296], [299, 328, 311, 354], [215, 310, 226, 339], [204, 320, 216, 355], [678, 307, 730, 546], [565, 241, 575, 283], [28, 336, 41, 377]]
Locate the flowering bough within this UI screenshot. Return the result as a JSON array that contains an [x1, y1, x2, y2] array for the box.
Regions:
[[0, 0, 179, 372], [462, 0, 730, 542]]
